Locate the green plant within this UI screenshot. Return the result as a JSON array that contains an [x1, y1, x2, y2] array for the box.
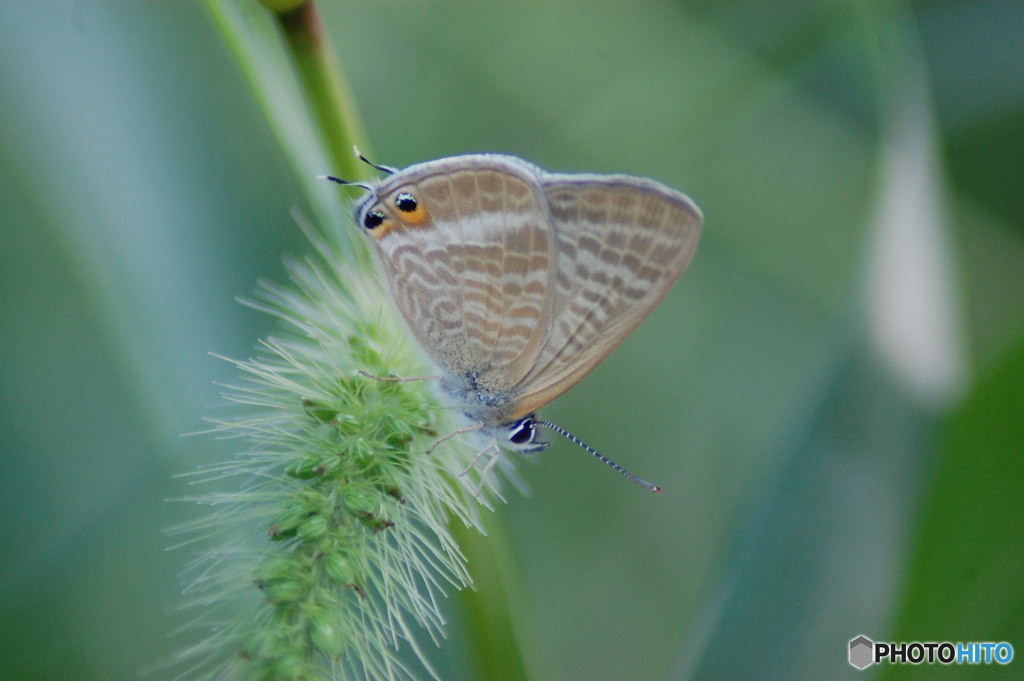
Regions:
[[172, 3, 526, 679]]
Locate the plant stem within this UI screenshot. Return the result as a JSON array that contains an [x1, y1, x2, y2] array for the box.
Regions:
[[275, 1, 369, 182], [453, 516, 534, 681]]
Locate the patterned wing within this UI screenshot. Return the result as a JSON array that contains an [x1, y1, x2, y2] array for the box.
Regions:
[[363, 156, 557, 402], [508, 173, 702, 418]]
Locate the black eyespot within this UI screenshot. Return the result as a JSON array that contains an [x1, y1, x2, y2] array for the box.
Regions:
[[363, 210, 386, 230], [509, 418, 535, 445], [395, 193, 418, 213]]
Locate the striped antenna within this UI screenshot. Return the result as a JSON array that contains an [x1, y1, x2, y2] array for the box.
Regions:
[[536, 419, 662, 493]]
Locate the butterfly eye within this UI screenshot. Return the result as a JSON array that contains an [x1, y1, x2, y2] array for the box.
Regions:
[[395, 193, 418, 213], [363, 210, 386, 230], [508, 418, 536, 445]]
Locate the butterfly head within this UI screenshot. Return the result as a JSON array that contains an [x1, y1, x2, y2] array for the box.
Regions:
[[499, 415, 550, 454]]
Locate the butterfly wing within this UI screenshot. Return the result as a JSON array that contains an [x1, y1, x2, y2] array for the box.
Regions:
[[363, 156, 557, 405], [508, 173, 702, 418]]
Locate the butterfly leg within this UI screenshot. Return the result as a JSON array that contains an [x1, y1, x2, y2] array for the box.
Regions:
[[458, 437, 501, 500], [357, 370, 441, 382], [474, 447, 503, 499], [427, 419, 484, 455]]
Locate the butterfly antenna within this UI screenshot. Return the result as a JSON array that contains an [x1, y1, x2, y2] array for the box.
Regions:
[[536, 419, 662, 493], [353, 146, 396, 175], [319, 175, 371, 191]]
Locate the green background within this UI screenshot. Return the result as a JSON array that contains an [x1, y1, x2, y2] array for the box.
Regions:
[[2, 1, 1022, 680]]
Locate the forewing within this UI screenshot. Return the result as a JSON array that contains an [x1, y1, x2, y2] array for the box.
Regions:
[[368, 157, 557, 394], [509, 174, 702, 418]]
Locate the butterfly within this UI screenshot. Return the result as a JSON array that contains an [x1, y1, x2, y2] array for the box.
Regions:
[[328, 153, 701, 492]]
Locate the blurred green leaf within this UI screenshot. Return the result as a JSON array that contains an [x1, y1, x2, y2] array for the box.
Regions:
[[878, 335, 1024, 680], [205, 0, 354, 252], [669, 337, 934, 680]]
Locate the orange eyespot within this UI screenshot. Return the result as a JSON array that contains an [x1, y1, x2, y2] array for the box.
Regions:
[[363, 210, 387, 230], [393, 191, 428, 226], [395, 193, 417, 212], [362, 209, 396, 238]]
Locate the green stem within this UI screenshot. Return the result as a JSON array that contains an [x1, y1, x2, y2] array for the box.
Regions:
[[453, 516, 534, 681], [275, 0, 369, 182], [197, 3, 534, 680]]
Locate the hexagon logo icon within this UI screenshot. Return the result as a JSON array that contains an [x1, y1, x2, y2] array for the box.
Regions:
[[849, 635, 874, 669]]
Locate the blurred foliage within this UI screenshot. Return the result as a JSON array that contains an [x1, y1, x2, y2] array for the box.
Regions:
[[878, 337, 1024, 681], [0, 1, 1021, 680]]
